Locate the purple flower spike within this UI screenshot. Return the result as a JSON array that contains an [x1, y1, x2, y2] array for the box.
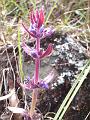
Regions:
[[21, 8, 54, 118], [22, 8, 54, 39], [22, 9, 45, 38]]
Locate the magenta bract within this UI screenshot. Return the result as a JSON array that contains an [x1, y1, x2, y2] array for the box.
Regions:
[[30, 9, 44, 28], [22, 9, 53, 38]]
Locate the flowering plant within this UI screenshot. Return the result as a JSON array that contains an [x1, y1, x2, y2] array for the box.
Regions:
[[8, 8, 54, 120]]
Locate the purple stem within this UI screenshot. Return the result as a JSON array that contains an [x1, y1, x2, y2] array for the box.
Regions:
[[30, 37, 40, 117], [34, 38, 40, 83]]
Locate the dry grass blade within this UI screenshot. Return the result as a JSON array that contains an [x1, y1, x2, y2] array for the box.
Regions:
[[0, 89, 15, 101], [8, 106, 26, 114], [84, 111, 90, 120]]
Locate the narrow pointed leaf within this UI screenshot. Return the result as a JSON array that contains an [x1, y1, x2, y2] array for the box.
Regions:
[[40, 9, 44, 24], [44, 70, 54, 83], [32, 12, 36, 23], [38, 9, 44, 28], [22, 42, 39, 58], [40, 43, 53, 58], [22, 42, 31, 56], [30, 12, 34, 24], [36, 10, 39, 21]]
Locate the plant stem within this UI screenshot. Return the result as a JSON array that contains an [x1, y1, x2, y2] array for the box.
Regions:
[[35, 59, 40, 83], [30, 38, 40, 118], [35, 37, 40, 84], [30, 89, 38, 117]]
